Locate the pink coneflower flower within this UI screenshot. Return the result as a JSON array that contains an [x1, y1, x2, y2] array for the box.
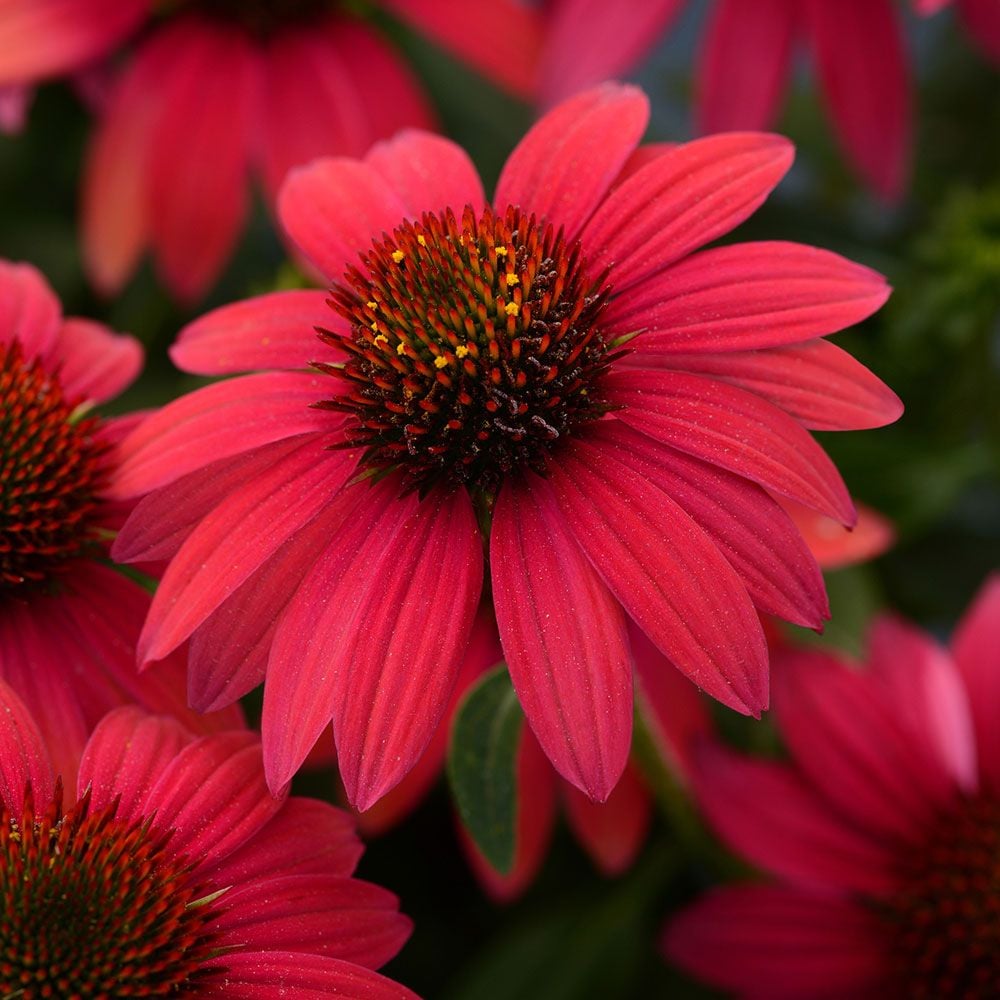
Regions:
[[0, 258, 241, 784], [0, 679, 415, 998], [914, 0, 1000, 62], [110, 83, 901, 812], [665, 575, 1000, 999]]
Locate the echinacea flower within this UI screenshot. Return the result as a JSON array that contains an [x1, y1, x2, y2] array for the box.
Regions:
[[0, 679, 416, 998], [110, 83, 901, 813], [0, 259, 240, 784], [665, 575, 1000, 999]]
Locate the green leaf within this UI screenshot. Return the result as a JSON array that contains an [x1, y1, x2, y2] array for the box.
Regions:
[[447, 662, 523, 874]]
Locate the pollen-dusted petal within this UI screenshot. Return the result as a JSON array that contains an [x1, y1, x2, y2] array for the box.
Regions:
[[639, 339, 903, 432], [697, 0, 796, 134], [548, 437, 769, 716], [581, 132, 794, 296], [492, 472, 633, 802], [56, 317, 143, 404], [588, 420, 828, 628], [804, 0, 911, 199], [605, 241, 890, 355], [108, 370, 333, 498], [0, 259, 61, 359], [0, 679, 53, 812], [664, 885, 891, 1000], [604, 369, 856, 524], [137, 439, 355, 666], [171, 288, 342, 375], [494, 82, 649, 242]]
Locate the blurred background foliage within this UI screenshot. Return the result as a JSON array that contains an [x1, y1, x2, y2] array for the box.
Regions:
[[1, 2, 997, 996]]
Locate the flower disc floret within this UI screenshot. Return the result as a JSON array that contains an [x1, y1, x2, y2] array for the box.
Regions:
[[199, 0, 331, 35], [321, 204, 619, 494], [0, 340, 108, 593]]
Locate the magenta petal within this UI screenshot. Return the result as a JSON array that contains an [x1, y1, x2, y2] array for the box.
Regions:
[[109, 371, 332, 498], [215, 875, 411, 968], [204, 799, 362, 884], [494, 83, 649, 242], [492, 474, 633, 801], [581, 133, 794, 296], [171, 289, 341, 376], [77, 708, 191, 822], [588, 421, 827, 628], [0, 679, 53, 813], [146, 18, 259, 301], [138, 439, 353, 665], [605, 241, 890, 354], [805, 0, 911, 199], [665, 885, 890, 1000], [200, 953, 418, 999], [0, 258, 61, 359], [548, 438, 768, 716], [693, 741, 897, 895], [952, 575, 1000, 794], [639, 339, 903, 432], [279, 155, 410, 283], [697, 0, 796, 134], [366, 130, 485, 218], [56, 317, 143, 403], [961, 0, 1000, 62], [605, 369, 855, 524], [145, 732, 284, 866]]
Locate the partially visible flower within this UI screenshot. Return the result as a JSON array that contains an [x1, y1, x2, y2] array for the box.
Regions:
[[0, 259, 240, 784], [665, 575, 1000, 999], [0, 680, 416, 998], [915, 0, 1000, 62], [777, 497, 895, 569], [110, 84, 900, 813]]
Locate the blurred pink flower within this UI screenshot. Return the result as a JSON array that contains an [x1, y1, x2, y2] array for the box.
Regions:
[[109, 83, 900, 812], [0, 680, 415, 998], [915, 0, 1000, 61], [0, 259, 240, 784], [666, 575, 1000, 999]]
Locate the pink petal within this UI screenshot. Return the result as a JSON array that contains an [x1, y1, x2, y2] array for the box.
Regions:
[[279, 155, 410, 284], [0, 678, 54, 812], [590, 420, 828, 628], [492, 473, 633, 801], [914, 0, 951, 13], [951, 575, 1000, 794], [636, 339, 902, 432], [0, 258, 61, 359], [77, 708, 191, 822], [200, 953, 418, 1000], [0, 83, 30, 131], [80, 24, 179, 296], [580, 133, 793, 296], [145, 732, 284, 866], [697, 0, 797, 134], [215, 875, 411, 969], [867, 614, 977, 793], [0, 0, 147, 85], [562, 763, 651, 876], [804, 0, 911, 199], [604, 369, 855, 523], [548, 437, 768, 715], [780, 497, 895, 569], [204, 798, 362, 884], [692, 741, 898, 895], [494, 83, 649, 242], [365, 130, 485, 218], [171, 289, 341, 376], [961, 0, 1000, 62], [606, 241, 890, 354], [108, 371, 333, 498], [538, 0, 684, 106], [146, 18, 258, 302], [773, 647, 959, 841], [137, 439, 354, 665], [56, 317, 142, 403], [380, 0, 543, 100], [664, 885, 890, 1000]]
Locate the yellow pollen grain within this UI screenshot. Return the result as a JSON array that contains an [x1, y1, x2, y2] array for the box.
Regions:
[[373, 333, 388, 346], [397, 342, 407, 355], [505, 302, 520, 317], [417, 234, 427, 247], [434, 355, 449, 369], [495, 246, 508, 257], [370, 320, 379, 332], [391, 250, 405, 263], [455, 345, 469, 358], [367, 300, 378, 310], [505, 273, 520, 287]]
